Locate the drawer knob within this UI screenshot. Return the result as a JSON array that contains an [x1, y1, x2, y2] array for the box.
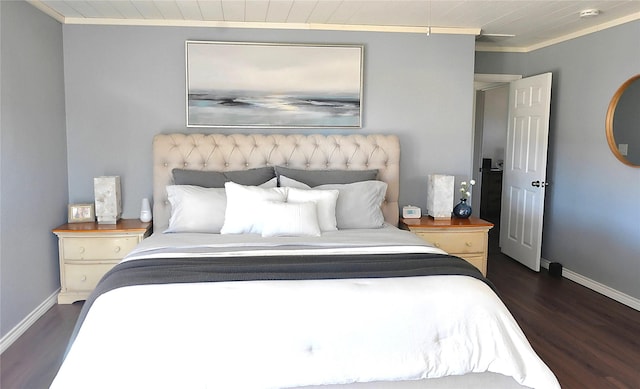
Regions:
[[79, 247, 85, 253], [80, 275, 87, 282], [114, 246, 121, 253], [465, 242, 473, 247], [434, 242, 441, 248]]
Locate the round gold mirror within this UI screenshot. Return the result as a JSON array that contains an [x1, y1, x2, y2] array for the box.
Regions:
[[606, 74, 640, 167]]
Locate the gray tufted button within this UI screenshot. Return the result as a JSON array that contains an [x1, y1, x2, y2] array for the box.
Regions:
[[203, 163, 207, 167], [245, 163, 249, 167], [183, 162, 188, 167], [164, 200, 169, 205], [225, 162, 229, 167], [163, 163, 168, 167]]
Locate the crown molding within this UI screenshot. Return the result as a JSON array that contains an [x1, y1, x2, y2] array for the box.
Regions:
[[27, 0, 65, 23], [53, 16, 479, 36], [477, 12, 640, 53]]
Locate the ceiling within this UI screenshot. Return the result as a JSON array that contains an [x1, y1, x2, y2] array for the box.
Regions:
[[29, 0, 640, 52]]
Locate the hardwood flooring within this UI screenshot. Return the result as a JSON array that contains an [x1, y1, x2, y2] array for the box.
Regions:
[[486, 233, 640, 389], [1, 236, 639, 388], [0, 301, 83, 389]]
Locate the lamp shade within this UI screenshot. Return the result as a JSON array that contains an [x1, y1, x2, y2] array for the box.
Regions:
[[94, 176, 122, 224], [426, 174, 454, 220], [140, 198, 152, 222]]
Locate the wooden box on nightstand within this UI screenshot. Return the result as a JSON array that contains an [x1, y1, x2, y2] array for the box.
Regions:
[[400, 216, 494, 276], [53, 219, 152, 304]]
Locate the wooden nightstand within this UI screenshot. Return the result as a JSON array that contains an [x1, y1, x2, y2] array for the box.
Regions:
[[53, 219, 152, 304], [400, 216, 494, 276]]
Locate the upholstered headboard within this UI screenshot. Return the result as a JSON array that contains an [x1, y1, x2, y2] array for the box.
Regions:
[[153, 133, 400, 231]]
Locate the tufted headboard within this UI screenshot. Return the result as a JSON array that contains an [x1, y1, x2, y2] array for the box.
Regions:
[[153, 133, 400, 231]]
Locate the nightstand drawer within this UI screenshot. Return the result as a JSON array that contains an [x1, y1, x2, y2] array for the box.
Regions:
[[457, 254, 485, 272], [414, 232, 485, 254], [64, 263, 116, 291], [63, 237, 138, 260]]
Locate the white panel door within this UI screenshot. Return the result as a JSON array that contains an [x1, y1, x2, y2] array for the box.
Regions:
[[500, 73, 552, 271]]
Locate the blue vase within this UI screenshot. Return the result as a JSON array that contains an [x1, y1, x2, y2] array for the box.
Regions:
[[453, 198, 472, 218]]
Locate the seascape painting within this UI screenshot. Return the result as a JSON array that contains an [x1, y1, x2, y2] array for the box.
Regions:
[[186, 41, 363, 128]]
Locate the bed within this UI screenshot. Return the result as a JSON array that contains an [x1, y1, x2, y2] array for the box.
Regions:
[[51, 133, 559, 389]]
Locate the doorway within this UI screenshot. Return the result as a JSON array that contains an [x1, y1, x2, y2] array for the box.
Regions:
[[472, 74, 521, 235]]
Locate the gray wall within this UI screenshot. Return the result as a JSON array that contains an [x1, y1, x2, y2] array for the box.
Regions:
[[62, 25, 476, 217], [0, 1, 68, 338], [476, 20, 640, 300]]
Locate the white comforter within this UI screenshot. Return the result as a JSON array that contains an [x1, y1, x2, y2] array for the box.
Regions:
[[51, 226, 559, 389]]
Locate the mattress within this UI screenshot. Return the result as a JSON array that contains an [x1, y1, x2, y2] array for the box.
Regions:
[[51, 225, 559, 389]]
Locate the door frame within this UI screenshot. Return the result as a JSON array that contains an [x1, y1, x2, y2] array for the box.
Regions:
[[471, 74, 521, 215]]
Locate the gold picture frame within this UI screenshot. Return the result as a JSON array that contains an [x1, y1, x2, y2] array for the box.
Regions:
[[68, 203, 95, 223]]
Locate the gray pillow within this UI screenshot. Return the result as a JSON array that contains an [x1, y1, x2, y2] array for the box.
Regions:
[[172, 167, 275, 188], [279, 176, 387, 229], [274, 166, 378, 187]]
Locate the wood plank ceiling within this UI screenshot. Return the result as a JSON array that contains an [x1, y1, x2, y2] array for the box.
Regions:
[[29, 1, 640, 51]]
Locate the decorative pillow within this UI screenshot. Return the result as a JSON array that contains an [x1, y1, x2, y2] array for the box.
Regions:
[[165, 185, 226, 233], [285, 187, 339, 232], [220, 182, 288, 234], [260, 201, 321, 237], [275, 166, 378, 187], [279, 176, 312, 189], [172, 167, 276, 188], [280, 176, 387, 229], [259, 177, 278, 188]]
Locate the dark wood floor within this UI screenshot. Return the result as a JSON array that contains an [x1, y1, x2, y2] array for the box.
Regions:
[[2, 235, 639, 389]]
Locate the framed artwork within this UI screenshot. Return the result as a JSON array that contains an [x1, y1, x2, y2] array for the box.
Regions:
[[186, 41, 363, 128], [68, 203, 95, 223]]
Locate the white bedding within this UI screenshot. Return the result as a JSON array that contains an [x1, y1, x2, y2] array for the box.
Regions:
[[51, 226, 559, 389]]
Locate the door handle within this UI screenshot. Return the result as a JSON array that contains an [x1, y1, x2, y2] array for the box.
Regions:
[[531, 180, 550, 187]]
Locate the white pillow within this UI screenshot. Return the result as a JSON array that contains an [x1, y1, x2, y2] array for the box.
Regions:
[[280, 175, 311, 189], [221, 182, 288, 234], [260, 201, 321, 237], [260, 177, 278, 188], [280, 176, 387, 229], [165, 185, 226, 233], [285, 187, 339, 232]]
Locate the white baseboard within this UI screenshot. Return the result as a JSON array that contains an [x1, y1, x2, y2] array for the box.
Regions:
[[541, 258, 640, 311], [0, 289, 59, 355]]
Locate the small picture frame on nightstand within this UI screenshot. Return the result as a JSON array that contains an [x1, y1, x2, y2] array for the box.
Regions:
[[68, 203, 95, 223]]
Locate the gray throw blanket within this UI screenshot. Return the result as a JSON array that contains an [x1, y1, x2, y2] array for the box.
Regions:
[[66, 252, 496, 354]]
